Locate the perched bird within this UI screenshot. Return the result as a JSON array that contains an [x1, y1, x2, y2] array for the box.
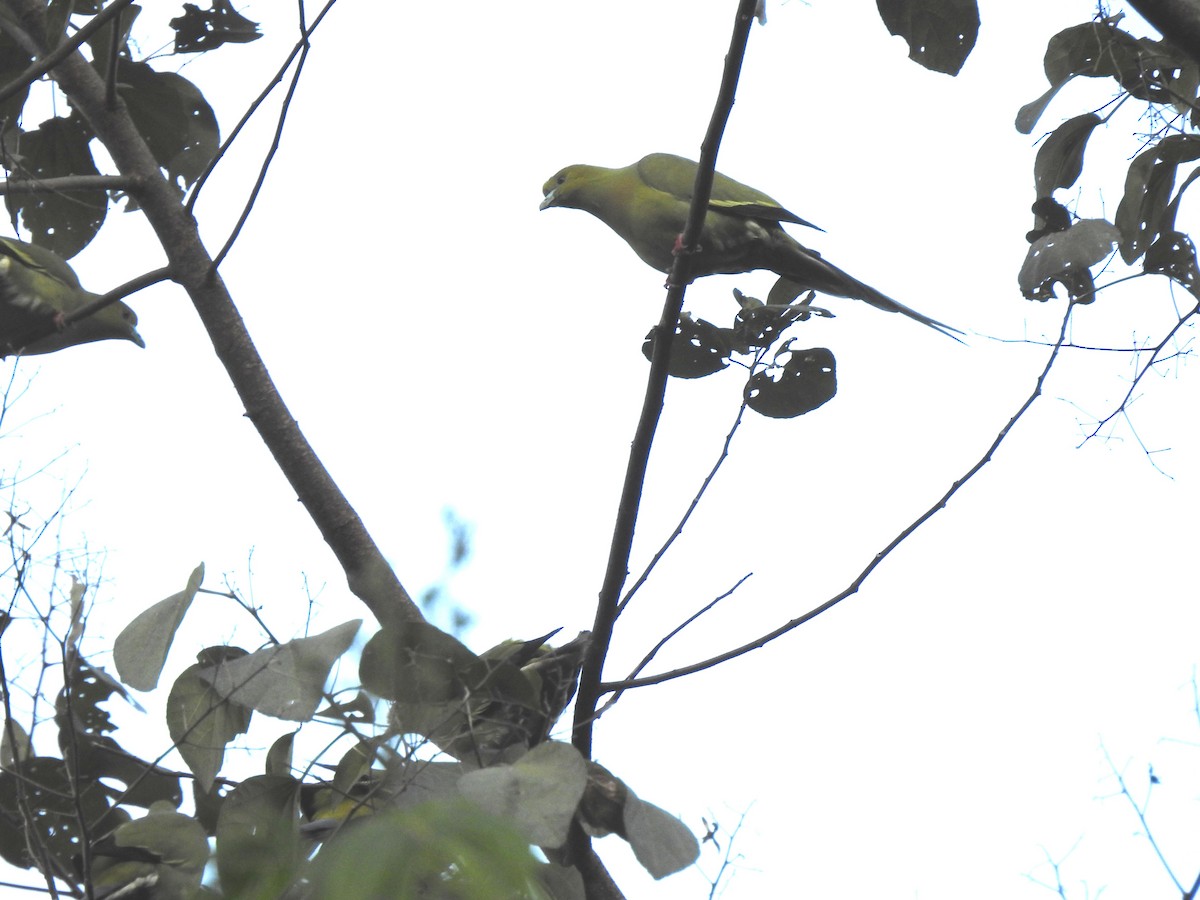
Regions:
[[0, 237, 145, 356], [541, 153, 962, 340]]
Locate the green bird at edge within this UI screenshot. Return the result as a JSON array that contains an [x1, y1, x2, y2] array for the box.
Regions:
[[540, 153, 963, 341], [0, 236, 145, 356]]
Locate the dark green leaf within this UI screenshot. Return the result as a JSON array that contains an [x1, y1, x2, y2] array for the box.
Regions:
[[216, 775, 303, 898], [167, 654, 253, 790], [86, 4, 140, 74], [170, 0, 262, 53], [3, 116, 105, 257], [744, 345, 836, 419], [1034, 113, 1101, 196], [1114, 136, 1200, 263], [1145, 231, 1200, 298], [642, 315, 731, 378], [1018, 218, 1119, 303], [114, 60, 218, 188], [875, 0, 979, 76]]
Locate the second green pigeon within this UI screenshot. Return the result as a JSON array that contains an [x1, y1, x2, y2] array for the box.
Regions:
[[0, 237, 145, 356]]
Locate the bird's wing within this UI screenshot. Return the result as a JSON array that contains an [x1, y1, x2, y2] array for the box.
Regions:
[[637, 153, 822, 230]]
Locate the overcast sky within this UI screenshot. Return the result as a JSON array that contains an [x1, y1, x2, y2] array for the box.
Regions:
[[6, 1, 1200, 898]]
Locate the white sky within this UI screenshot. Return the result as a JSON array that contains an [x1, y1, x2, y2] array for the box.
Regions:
[[6, 1, 1200, 898]]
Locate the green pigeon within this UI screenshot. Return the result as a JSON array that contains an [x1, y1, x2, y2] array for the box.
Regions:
[[541, 153, 963, 341], [0, 237, 145, 356]]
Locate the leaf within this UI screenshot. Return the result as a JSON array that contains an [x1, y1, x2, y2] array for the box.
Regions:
[[306, 800, 539, 900], [875, 0, 979, 76], [115, 563, 204, 691], [3, 116, 106, 259], [0, 29, 32, 133], [167, 651, 253, 790], [113, 60, 219, 188], [110, 803, 210, 870], [1115, 136, 1200, 263], [1034, 113, 1101, 197], [170, 0, 262, 53], [1145, 231, 1200, 298], [0, 757, 127, 873], [1018, 218, 1119, 303], [641, 314, 731, 378], [1017, 19, 1146, 133], [265, 732, 295, 777], [361, 620, 478, 704], [0, 719, 29, 770], [86, 4, 140, 74], [200, 620, 361, 721], [735, 294, 829, 352], [744, 344, 836, 418], [623, 791, 700, 879], [216, 775, 303, 899], [457, 742, 587, 848]]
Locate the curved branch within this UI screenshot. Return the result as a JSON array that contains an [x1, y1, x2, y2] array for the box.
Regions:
[[4, 0, 421, 628]]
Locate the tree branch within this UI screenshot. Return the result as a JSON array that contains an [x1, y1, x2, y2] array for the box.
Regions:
[[571, 0, 762, 759], [1128, 0, 1200, 65], [4, 0, 421, 628]]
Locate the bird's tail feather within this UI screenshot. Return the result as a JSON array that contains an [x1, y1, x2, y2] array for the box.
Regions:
[[772, 241, 964, 343]]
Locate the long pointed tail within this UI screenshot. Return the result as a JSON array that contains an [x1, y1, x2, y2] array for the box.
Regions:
[[770, 238, 964, 343]]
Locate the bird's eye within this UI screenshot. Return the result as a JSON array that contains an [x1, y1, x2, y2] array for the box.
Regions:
[[557, 175, 566, 185]]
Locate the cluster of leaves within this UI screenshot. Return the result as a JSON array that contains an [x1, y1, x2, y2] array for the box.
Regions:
[[1017, 13, 1200, 306], [644, 283, 837, 419], [1, 564, 697, 898], [0, 1, 232, 258]]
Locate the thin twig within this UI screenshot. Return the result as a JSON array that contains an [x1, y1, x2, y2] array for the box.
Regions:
[[618, 398, 749, 615], [1100, 742, 1182, 893]]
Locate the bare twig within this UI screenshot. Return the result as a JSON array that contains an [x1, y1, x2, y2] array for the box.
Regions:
[[619, 397, 749, 615], [1100, 743, 1182, 893]]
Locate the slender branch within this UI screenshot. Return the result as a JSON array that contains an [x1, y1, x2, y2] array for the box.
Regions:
[[185, 0, 337, 215], [0, 175, 134, 194], [618, 398, 749, 615], [600, 302, 1075, 694], [600, 573, 752, 715], [572, 0, 762, 759], [1081, 298, 1200, 444], [211, 1, 331, 271]]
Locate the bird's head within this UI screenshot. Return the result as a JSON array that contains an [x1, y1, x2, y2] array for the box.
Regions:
[[20, 297, 145, 355], [540, 164, 608, 212]]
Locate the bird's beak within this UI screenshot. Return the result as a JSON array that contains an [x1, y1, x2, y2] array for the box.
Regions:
[[129, 329, 146, 349], [539, 189, 557, 211]]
